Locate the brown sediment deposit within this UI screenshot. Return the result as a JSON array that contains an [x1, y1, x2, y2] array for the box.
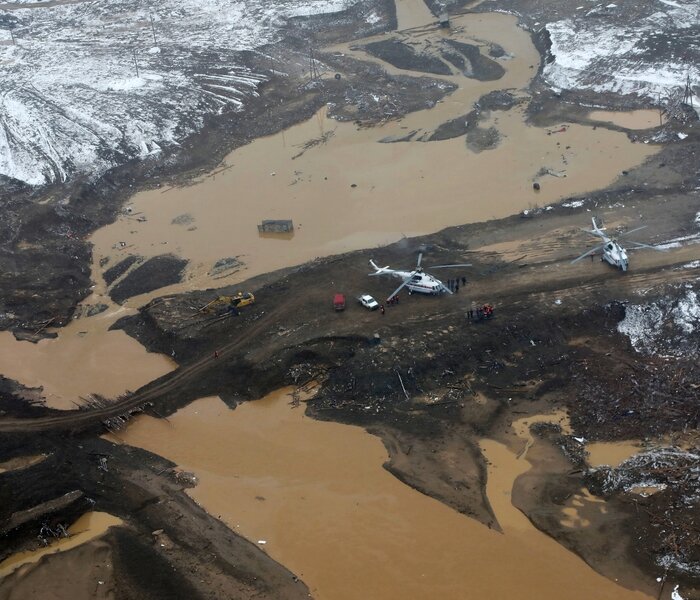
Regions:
[[114, 389, 650, 600], [0, 512, 122, 579], [0, 538, 116, 600], [0, 454, 47, 474]]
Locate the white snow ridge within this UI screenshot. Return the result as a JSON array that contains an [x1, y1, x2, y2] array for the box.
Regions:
[[0, 0, 360, 186], [543, 0, 700, 99]]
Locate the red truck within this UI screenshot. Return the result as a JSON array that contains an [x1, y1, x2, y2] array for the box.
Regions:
[[333, 293, 346, 311]]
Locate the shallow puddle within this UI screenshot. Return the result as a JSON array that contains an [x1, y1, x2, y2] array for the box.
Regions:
[[588, 109, 664, 130], [559, 487, 606, 529], [0, 512, 122, 578], [113, 389, 650, 599], [587, 440, 641, 468], [511, 410, 572, 459], [0, 454, 47, 474]]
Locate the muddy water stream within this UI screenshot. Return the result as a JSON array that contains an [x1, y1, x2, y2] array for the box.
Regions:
[[588, 109, 664, 130], [90, 12, 655, 299], [0, 512, 122, 578], [395, 0, 435, 30], [0, 8, 655, 410], [113, 390, 650, 600]]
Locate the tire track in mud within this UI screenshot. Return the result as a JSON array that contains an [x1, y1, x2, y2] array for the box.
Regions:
[[0, 304, 288, 434]]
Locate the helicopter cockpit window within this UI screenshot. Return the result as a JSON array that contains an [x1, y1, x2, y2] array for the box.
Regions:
[[606, 243, 613, 250]]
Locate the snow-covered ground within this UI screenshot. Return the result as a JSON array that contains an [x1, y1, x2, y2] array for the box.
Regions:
[[543, 0, 699, 100], [618, 285, 700, 356], [0, 0, 361, 185]]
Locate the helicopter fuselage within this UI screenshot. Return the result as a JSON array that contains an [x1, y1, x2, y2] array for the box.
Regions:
[[601, 240, 629, 271], [384, 269, 444, 294]]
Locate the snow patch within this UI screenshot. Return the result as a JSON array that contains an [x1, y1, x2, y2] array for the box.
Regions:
[[543, 0, 699, 99], [0, 0, 363, 185], [618, 287, 700, 355]]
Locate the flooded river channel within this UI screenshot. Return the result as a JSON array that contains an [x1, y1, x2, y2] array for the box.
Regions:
[[0, 5, 655, 411], [0, 2, 665, 595], [91, 12, 655, 298], [113, 390, 651, 600]]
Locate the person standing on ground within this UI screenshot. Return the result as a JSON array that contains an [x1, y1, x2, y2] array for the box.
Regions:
[[380, 304, 385, 315]]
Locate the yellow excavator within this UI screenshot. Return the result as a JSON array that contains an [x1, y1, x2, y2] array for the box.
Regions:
[[199, 292, 255, 315]]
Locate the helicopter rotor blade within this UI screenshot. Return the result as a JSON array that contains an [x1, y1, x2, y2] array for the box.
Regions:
[[416, 252, 423, 269], [439, 281, 453, 294], [618, 225, 648, 238], [627, 241, 667, 251], [387, 275, 414, 302], [571, 244, 605, 264], [429, 263, 473, 269]]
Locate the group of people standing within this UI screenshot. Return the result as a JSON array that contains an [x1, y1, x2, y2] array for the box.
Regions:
[[445, 277, 467, 292]]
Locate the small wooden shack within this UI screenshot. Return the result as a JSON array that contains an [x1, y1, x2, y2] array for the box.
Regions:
[[257, 219, 294, 234]]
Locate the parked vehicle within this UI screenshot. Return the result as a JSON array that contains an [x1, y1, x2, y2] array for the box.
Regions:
[[333, 293, 346, 311], [358, 294, 379, 310]]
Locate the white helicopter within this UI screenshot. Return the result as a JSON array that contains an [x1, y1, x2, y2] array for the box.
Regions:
[[369, 253, 472, 300], [571, 217, 662, 271]]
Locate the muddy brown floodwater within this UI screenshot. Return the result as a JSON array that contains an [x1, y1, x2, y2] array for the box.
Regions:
[[112, 389, 651, 600], [0, 319, 175, 411], [0, 8, 655, 412], [588, 110, 665, 130], [90, 12, 656, 300], [586, 440, 642, 468], [0, 255, 176, 410]]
